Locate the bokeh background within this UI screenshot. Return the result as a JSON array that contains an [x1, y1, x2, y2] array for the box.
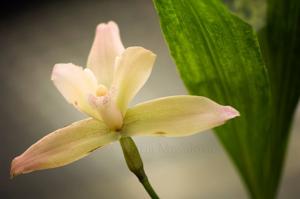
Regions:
[[1, 0, 299, 198]]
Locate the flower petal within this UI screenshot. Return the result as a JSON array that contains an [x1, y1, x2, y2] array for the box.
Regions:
[[87, 21, 125, 87], [122, 95, 239, 137], [51, 63, 101, 120], [112, 47, 156, 114], [11, 118, 119, 177]]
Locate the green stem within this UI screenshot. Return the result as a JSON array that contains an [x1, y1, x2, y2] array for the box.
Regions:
[[119, 136, 159, 199]]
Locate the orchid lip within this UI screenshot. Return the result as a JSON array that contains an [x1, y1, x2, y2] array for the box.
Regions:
[[88, 93, 123, 131]]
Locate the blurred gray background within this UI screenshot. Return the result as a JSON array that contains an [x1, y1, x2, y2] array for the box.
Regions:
[[0, 0, 299, 198]]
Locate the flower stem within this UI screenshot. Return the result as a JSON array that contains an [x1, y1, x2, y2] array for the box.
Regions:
[[119, 136, 159, 199]]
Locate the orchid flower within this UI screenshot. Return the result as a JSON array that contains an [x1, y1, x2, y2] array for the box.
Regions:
[[10, 21, 239, 178]]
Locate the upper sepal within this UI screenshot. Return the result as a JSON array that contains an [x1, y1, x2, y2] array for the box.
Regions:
[[87, 21, 125, 87]]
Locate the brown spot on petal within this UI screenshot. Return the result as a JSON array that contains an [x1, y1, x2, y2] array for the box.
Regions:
[[154, 131, 166, 135]]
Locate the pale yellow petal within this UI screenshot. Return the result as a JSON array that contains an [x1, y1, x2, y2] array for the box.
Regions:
[[122, 95, 239, 137], [87, 21, 124, 87], [51, 63, 101, 120], [11, 118, 119, 177], [112, 47, 156, 114]]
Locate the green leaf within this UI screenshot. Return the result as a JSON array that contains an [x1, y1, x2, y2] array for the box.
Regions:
[[257, 0, 300, 197], [153, 0, 299, 198]]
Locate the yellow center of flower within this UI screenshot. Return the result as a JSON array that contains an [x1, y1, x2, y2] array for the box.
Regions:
[[96, 85, 108, 97]]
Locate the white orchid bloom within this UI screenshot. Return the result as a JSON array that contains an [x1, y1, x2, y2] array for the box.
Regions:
[[11, 21, 239, 177]]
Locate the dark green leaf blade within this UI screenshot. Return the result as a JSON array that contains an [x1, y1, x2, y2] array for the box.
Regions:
[[257, 0, 300, 197], [153, 0, 277, 198]]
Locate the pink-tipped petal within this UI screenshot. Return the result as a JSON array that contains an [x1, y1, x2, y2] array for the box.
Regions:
[[87, 21, 125, 87], [221, 106, 240, 120], [122, 95, 239, 137], [10, 118, 119, 177]]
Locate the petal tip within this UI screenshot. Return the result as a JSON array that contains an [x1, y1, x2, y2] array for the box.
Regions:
[[125, 46, 157, 59], [221, 106, 240, 120], [107, 20, 118, 27], [51, 64, 60, 80], [10, 156, 23, 178], [10, 155, 36, 178], [51, 63, 75, 80], [96, 21, 118, 33], [96, 23, 106, 32]]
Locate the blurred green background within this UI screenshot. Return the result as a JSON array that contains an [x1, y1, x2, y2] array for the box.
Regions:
[[0, 0, 299, 198]]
